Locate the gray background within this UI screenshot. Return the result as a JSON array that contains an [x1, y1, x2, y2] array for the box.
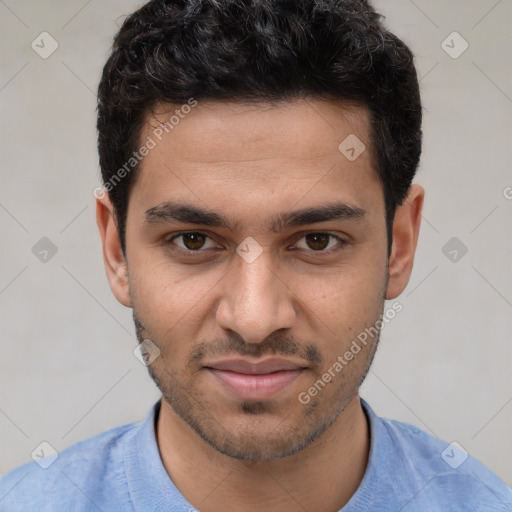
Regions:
[[1, 0, 511, 485]]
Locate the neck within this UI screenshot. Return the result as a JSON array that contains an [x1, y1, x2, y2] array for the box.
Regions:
[[155, 394, 370, 512]]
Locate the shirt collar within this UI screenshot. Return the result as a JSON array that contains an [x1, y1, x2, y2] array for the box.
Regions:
[[123, 397, 396, 511]]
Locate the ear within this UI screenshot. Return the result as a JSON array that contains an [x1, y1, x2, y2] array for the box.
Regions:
[[96, 192, 132, 307], [385, 184, 424, 300]]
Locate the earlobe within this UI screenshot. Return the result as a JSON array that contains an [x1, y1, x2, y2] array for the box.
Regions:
[[96, 194, 132, 308], [385, 184, 424, 300]]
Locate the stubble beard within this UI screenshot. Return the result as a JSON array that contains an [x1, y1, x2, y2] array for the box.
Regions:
[[128, 265, 388, 461]]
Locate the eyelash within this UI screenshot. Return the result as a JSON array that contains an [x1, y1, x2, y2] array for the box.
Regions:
[[166, 231, 349, 257]]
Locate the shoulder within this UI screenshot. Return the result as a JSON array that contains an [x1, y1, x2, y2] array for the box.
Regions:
[[375, 411, 512, 510], [0, 421, 139, 512]]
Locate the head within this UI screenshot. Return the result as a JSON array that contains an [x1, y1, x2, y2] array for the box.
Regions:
[[96, 0, 423, 460]]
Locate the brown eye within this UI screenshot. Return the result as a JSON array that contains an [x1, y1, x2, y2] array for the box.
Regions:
[[304, 233, 330, 251], [294, 232, 346, 253], [181, 233, 206, 250], [169, 232, 215, 252]]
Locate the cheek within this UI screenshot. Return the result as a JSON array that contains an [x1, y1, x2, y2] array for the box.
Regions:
[[292, 260, 386, 366], [129, 259, 222, 333], [294, 259, 385, 321]]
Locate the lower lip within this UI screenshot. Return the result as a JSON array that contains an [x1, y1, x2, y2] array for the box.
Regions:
[[206, 368, 304, 400]]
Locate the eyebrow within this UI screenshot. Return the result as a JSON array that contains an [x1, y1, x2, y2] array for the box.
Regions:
[[143, 201, 366, 232]]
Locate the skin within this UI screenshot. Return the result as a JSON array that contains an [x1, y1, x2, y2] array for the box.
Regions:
[[96, 98, 423, 511]]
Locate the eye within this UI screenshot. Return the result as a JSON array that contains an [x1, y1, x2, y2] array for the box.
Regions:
[[166, 231, 348, 256], [293, 232, 347, 253], [167, 232, 218, 253]]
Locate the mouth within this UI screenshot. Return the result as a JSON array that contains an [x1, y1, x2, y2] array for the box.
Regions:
[[203, 358, 308, 401]]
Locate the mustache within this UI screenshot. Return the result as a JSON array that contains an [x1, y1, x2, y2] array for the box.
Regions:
[[189, 334, 323, 368], [133, 311, 322, 367]]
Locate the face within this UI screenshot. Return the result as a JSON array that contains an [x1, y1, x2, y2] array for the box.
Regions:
[[110, 99, 393, 460]]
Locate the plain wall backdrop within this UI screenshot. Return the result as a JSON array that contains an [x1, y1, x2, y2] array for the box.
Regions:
[[1, 0, 511, 485]]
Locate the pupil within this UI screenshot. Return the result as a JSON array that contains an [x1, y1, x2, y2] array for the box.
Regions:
[[184, 233, 205, 250], [307, 233, 328, 251], [181, 233, 330, 251]]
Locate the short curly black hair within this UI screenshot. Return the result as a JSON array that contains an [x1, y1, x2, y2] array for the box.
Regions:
[[97, 0, 422, 256]]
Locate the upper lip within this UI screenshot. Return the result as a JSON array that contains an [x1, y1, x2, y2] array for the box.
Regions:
[[204, 358, 307, 375]]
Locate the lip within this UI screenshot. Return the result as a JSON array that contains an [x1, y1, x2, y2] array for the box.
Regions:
[[205, 357, 306, 374], [204, 358, 307, 401]]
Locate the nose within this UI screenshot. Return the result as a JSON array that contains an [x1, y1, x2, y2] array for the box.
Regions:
[[215, 250, 297, 344]]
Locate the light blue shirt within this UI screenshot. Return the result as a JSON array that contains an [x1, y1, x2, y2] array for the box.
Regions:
[[1, 398, 511, 511]]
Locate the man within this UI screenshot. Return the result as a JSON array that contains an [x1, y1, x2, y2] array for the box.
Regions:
[[1, 0, 511, 510]]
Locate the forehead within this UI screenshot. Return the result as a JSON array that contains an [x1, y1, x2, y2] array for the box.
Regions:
[[131, 99, 381, 220], [142, 99, 373, 167]]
